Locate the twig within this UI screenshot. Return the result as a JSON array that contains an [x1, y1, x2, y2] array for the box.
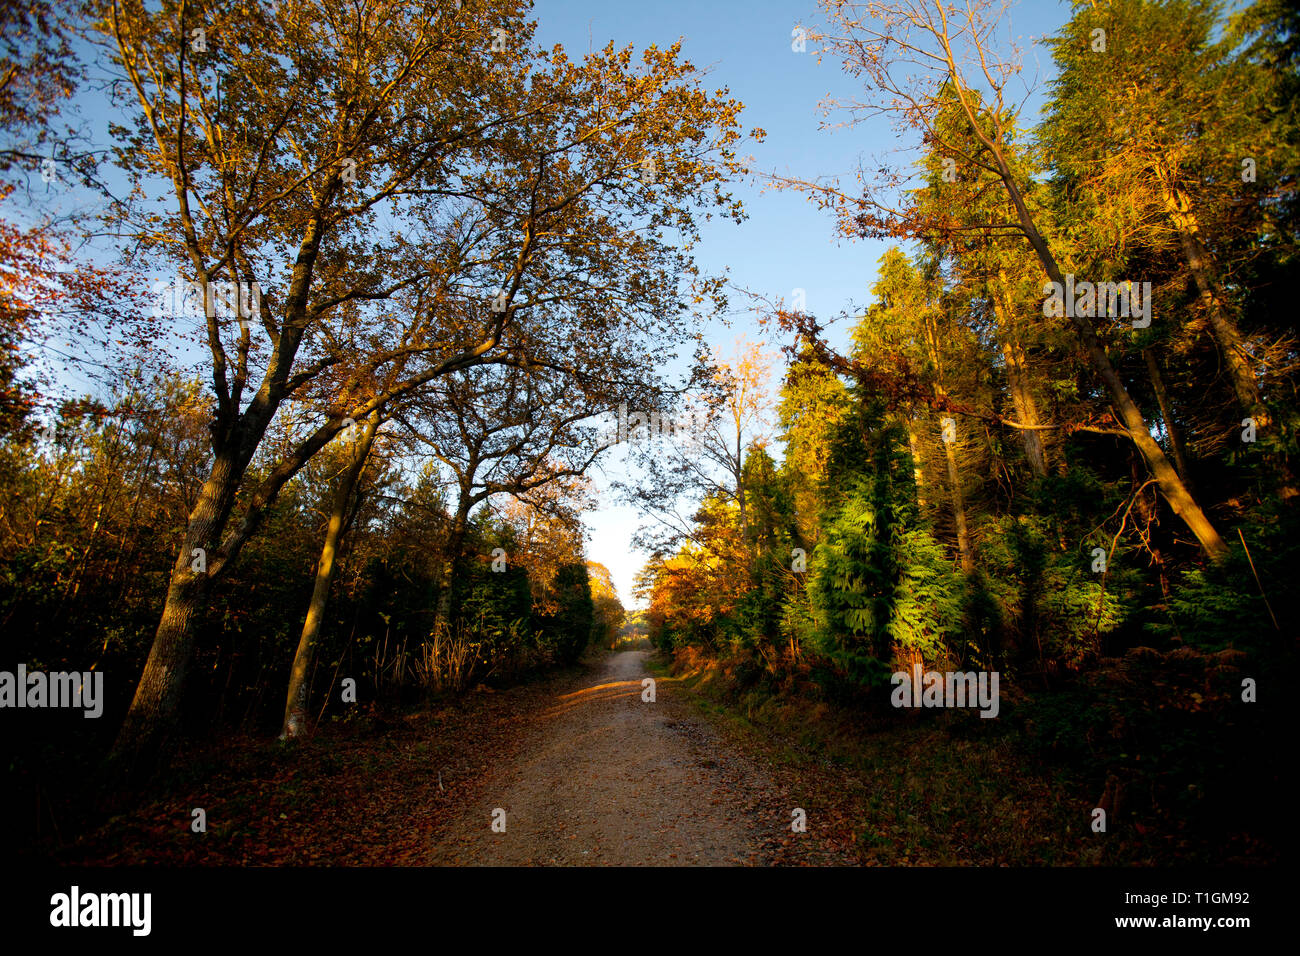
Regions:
[[1237, 528, 1280, 632], [1091, 480, 1156, 639], [314, 626, 358, 736]]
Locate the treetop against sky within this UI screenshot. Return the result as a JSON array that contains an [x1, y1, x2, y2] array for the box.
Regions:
[[532, 0, 1066, 605], [11, 0, 1178, 608]]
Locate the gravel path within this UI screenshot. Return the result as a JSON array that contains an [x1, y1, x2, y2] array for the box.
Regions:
[[425, 649, 853, 865]]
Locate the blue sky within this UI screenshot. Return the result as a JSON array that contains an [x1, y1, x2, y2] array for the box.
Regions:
[[532, 0, 1070, 607]]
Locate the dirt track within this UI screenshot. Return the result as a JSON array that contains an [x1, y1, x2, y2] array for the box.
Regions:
[[424, 648, 854, 865]]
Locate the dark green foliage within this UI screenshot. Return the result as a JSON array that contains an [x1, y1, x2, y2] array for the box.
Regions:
[[536, 562, 594, 664], [977, 510, 1123, 678], [457, 548, 535, 662], [733, 446, 796, 654], [801, 393, 963, 685]]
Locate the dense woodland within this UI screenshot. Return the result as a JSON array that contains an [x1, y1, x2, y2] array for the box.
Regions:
[[1, 0, 1294, 864], [635, 0, 1296, 859]]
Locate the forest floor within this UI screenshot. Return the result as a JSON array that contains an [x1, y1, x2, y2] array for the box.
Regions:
[[47, 645, 854, 865], [43, 642, 1272, 866]]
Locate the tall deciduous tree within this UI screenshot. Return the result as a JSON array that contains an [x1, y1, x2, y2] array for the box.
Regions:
[[101, 0, 755, 770], [281, 407, 381, 739]]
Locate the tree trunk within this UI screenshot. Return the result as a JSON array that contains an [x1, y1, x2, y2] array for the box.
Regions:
[[1158, 179, 1296, 500], [1001, 338, 1048, 478], [941, 421, 975, 574], [1048, 281, 1228, 560], [1053, 290, 1227, 559], [940, 64, 1229, 559], [922, 305, 974, 572], [108, 205, 338, 771], [109, 445, 243, 775], [906, 420, 926, 507], [109, 381, 347, 771], [435, 489, 477, 629], [971, 122, 1230, 560], [281, 412, 379, 739], [735, 426, 748, 545], [1158, 177, 1265, 425], [993, 268, 1049, 477], [1143, 348, 1196, 494]]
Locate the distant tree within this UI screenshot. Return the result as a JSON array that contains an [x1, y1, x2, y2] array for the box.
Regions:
[[538, 562, 594, 664], [588, 561, 625, 649]]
